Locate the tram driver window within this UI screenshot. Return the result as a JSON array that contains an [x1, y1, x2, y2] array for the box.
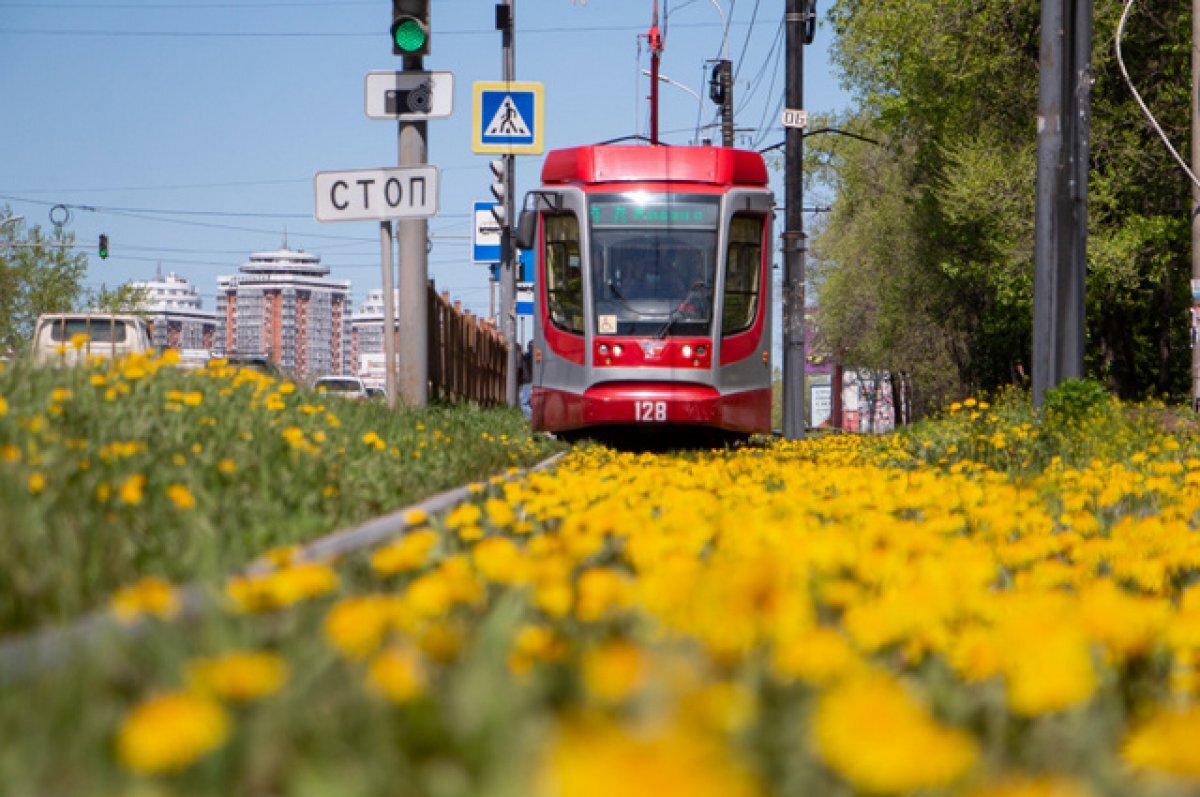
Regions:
[[543, 213, 584, 335], [722, 215, 764, 337]]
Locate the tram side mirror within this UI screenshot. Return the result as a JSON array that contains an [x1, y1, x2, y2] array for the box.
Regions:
[[515, 210, 537, 250]]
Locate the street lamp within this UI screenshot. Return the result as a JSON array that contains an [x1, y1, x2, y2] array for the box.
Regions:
[[641, 69, 701, 103]]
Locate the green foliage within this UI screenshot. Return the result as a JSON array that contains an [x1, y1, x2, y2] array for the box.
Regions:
[[91, 283, 150, 315], [889, 382, 1193, 477], [813, 1, 1193, 407], [0, 207, 90, 354], [1041, 378, 1112, 429], [0, 357, 562, 633]]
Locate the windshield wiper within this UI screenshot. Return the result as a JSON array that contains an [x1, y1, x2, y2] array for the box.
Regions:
[[654, 282, 707, 339]]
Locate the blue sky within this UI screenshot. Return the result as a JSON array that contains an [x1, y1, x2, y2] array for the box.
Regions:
[[0, 0, 850, 320]]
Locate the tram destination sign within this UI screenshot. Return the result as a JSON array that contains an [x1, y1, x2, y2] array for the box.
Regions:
[[313, 166, 440, 223], [589, 195, 718, 229]]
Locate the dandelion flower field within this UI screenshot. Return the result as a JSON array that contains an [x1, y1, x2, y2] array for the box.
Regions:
[[3, 359, 1200, 796]]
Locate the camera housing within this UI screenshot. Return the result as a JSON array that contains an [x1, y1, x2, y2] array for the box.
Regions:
[[385, 81, 433, 115]]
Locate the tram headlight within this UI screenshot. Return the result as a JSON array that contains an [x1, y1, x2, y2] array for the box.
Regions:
[[613, 345, 624, 357], [696, 345, 707, 357], [681, 345, 693, 358], [599, 344, 610, 356]]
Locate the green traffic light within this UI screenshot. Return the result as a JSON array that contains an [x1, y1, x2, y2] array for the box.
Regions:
[[391, 17, 426, 53]]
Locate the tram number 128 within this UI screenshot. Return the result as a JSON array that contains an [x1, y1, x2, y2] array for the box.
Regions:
[[635, 400, 668, 422]]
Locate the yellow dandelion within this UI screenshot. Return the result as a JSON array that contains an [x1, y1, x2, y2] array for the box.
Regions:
[[484, 497, 516, 528], [217, 458, 237, 475], [367, 645, 428, 703], [225, 562, 338, 613], [110, 576, 181, 623], [536, 719, 762, 797], [445, 502, 483, 530], [371, 529, 439, 576], [1122, 705, 1200, 777], [118, 473, 147, 505], [166, 483, 196, 510], [115, 692, 229, 774], [323, 595, 401, 660], [27, 472, 46, 494], [812, 672, 978, 793], [186, 651, 289, 702], [581, 640, 646, 703], [965, 776, 1095, 797]]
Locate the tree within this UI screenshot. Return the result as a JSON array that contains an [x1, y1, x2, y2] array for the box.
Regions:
[[812, 0, 1191, 407], [0, 207, 90, 355], [92, 283, 150, 315]]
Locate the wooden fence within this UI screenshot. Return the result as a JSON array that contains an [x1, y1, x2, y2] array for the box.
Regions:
[[427, 283, 509, 406]]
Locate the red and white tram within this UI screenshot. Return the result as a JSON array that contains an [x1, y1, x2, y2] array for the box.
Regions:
[[516, 144, 775, 440]]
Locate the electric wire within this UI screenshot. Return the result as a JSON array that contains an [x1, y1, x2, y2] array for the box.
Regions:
[[1114, 0, 1200, 189]]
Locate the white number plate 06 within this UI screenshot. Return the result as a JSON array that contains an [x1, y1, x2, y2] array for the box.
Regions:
[[634, 400, 667, 422]]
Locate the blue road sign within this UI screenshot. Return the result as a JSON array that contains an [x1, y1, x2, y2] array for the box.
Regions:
[[473, 201, 501, 263], [516, 301, 534, 316], [472, 81, 544, 155]]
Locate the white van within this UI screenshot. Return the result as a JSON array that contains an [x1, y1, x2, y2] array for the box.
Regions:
[[32, 313, 152, 366], [313, 375, 369, 400]]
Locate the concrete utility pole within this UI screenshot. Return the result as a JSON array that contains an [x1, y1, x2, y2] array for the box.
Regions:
[[398, 55, 430, 408], [1032, 0, 1093, 406], [781, 0, 814, 440], [380, 222, 397, 408], [499, 0, 519, 407], [1192, 0, 1200, 412]]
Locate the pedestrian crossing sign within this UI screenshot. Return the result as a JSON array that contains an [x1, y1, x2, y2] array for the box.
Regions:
[[473, 81, 544, 155]]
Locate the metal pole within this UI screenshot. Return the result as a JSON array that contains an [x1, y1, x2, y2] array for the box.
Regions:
[[500, 0, 519, 406], [398, 54, 429, 407], [720, 60, 734, 147], [1192, 0, 1200, 412], [380, 221, 398, 409], [781, 0, 807, 439], [1033, 0, 1091, 406]]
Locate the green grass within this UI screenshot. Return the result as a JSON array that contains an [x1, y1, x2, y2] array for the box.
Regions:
[[0, 354, 562, 635]]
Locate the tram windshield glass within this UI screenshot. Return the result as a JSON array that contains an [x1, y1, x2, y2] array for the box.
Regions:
[[588, 192, 719, 337]]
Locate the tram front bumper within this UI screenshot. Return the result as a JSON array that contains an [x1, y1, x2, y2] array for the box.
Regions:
[[533, 382, 771, 434]]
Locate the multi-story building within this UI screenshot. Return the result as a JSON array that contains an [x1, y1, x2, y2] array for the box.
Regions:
[[129, 270, 217, 353], [215, 246, 352, 380], [349, 288, 401, 386]]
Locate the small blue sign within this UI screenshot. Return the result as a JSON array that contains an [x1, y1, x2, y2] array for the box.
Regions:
[[516, 301, 534, 316], [473, 201, 502, 263], [517, 248, 534, 283]]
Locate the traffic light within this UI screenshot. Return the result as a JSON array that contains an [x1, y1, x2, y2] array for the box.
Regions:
[[391, 0, 430, 56], [489, 158, 507, 226], [98, 234, 109, 259]]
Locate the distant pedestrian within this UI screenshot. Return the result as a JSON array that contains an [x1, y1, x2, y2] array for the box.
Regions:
[[518, 341, 534, 417]]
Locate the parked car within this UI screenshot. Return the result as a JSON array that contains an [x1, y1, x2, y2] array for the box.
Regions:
[[32, 313, 151, 366], [223, 355, 281, 376], [313, 375, 368, 399]]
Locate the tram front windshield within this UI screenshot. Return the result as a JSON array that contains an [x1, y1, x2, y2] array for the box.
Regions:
[[589, 192, 719, 337]]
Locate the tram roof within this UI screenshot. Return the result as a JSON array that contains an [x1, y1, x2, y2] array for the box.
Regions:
[[541, 145, 768, 188]]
